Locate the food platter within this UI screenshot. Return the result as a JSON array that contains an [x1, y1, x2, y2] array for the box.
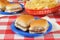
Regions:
[[11, 21, 52, 37]]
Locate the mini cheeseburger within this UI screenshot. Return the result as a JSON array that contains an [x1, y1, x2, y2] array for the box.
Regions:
[[29, 19, 49, 34], [15, 15, 34, 31], [5, 3, 22, 12]]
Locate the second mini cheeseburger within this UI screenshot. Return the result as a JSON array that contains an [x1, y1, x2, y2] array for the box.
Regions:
[[29, 19, 49, 34], [15, 14, 34, 31], [5, 3, 22, 12]]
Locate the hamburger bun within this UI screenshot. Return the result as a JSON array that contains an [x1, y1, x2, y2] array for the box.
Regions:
[[29, 19, 49, 34], [0, 1, 6, 11], [0, 0, 10, 11], [15, 14, 34, 31], [0, 0, 10, 5]]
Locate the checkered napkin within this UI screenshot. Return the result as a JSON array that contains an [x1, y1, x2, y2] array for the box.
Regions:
[[0, 13, 60, 40]]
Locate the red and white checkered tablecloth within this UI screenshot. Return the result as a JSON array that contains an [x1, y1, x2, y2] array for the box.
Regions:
[[0, 12, 60, 40], [0, 0, 60, 40]]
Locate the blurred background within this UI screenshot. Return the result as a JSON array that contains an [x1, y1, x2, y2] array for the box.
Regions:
[[7, 0, 60, 15]]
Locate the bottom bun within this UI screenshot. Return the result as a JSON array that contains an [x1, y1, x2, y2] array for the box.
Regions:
[[29, 27, 48, 34], [0, 9, 2, 11], [5, 8, 21, 12], [15, 23, 28, 31]]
